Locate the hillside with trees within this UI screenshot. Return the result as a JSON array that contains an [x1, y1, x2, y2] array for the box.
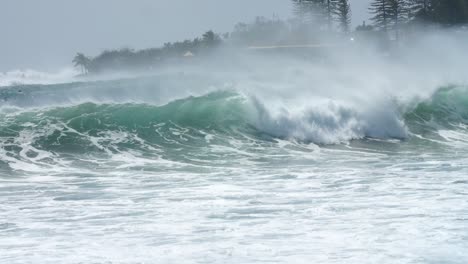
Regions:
[[73, 0, 468, 75]]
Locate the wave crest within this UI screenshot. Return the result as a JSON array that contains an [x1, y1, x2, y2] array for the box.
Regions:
[[0, 86, 467, 158]]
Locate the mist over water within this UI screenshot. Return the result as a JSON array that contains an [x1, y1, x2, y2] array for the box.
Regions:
[[1, 7, 468, 263]]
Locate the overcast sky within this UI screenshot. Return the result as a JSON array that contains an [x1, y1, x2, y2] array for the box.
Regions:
[[0, 0, 371, 71]]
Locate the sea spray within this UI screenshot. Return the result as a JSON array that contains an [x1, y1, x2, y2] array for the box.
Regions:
[[1, 84, 467, 174]]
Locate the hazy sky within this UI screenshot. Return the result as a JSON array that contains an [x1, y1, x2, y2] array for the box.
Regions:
[[0, 0, 371, 71]]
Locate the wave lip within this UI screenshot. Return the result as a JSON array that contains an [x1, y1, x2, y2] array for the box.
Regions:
[[251, 96, 408, 144], [1, 85, 467, 162], [252, 85, 468, 144], [1, 86, 468, 173]]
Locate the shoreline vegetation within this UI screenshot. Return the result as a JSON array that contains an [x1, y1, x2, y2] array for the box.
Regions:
[[73, 0, 468, 75]]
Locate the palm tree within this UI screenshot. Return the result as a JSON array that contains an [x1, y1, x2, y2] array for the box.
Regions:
[[72, 53, 91, 74]]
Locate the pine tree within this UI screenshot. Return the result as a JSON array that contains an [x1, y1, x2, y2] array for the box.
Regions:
[[408, 0, 434, 21], [291, 0, 337, 30], [324, 0, 337, 31], [432, 0, 468, 25], [292, 0, 317, 24], [389, 0, 409, 39], [318, 0, 339, 31], [369, 0, 409, 39], [334, 0, 352, 33], [369, 0, 392, 31], [408, 0, 468, 25]]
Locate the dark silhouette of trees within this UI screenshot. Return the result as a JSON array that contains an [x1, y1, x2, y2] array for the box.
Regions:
[[389, 0, 409, 39], [325, 0, 338, 31], [409, 0, 434, 22], [73, 31, 222, 74], [334, 0, 352, 33], [72, 0, 468, 74], [231, 17, 292, 45], [72, 53, 91, 74], [291, 0, 337, 30], [402, 0, 468, 25], [292, 0, 320, 24], [369, 0, 392, 32], [431, 0, 468, 25], [202, 30, 222, 47], [369, 0, 409, 39], [291, 0, 468, 33]]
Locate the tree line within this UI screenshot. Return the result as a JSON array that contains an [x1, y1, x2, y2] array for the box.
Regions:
[[293, 0, 468, 34], [73, 17, 324, 75], [292, 0, 352, 32], [73, 30, 221, 74], [73, 0, 468, 74]]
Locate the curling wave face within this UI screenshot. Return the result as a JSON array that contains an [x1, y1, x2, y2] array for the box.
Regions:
[[1, 76, 467, 173]]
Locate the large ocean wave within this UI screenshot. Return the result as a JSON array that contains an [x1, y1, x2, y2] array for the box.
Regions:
[[1, 84, 467, 152], [0, 72, 467, 173]]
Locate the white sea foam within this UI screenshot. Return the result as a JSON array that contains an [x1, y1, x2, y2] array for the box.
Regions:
[[0, 68, 78, 87], [249, 95, 408, 144]]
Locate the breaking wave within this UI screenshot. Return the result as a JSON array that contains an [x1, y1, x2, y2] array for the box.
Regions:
[[0, 85, 467, 158], [0, 68, 78, 87]]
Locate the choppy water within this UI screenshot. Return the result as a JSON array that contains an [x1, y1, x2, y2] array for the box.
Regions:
[[1, 74, 468, 263]]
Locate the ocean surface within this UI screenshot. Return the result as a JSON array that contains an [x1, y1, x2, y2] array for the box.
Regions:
[[1, 69, 468, 263]]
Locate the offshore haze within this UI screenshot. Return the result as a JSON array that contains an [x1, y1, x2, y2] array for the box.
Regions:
[[0, 0, 371, 71]]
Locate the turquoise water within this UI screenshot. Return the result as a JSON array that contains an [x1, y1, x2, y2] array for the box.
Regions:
[[1, 76, 468, 263]]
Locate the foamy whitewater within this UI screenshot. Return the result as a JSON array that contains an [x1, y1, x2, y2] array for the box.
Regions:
[[1, 37, 468, 263]]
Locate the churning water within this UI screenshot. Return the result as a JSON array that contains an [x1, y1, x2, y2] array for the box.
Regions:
[[1, 62, 468, 263]]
